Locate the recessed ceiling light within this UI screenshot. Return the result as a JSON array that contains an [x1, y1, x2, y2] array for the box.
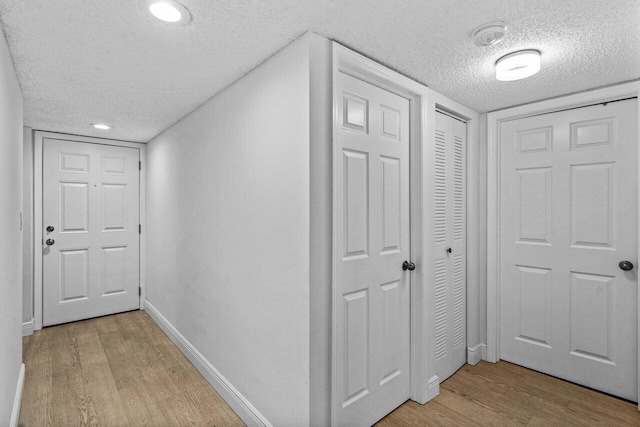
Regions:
[[141, 0, 191, 25], [495, 50, 541, 81], [92, 123, 111, 130]]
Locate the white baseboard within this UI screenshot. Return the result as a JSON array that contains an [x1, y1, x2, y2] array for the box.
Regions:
[[467, 343, 487, 365], [143, 300, 272, 427], [10, 363, 25, 427], [426, 375, 440, 401], [22, 319, 34, 337]]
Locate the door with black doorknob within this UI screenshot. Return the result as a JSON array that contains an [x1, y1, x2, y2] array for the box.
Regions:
[[499, 99, 638, 401], [333, 71, 411, 426], [42, 138, 140, 326]]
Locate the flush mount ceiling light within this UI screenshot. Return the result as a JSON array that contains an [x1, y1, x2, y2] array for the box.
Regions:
[[141, 0, 191, 25], [92, 123, 111, 130], [495, 49, 541, 81]]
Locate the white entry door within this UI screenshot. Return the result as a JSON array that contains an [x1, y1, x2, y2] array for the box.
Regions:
[[333, 72, 411, 426], [42, 138, 140, 326], [499, 99, 638, 401]]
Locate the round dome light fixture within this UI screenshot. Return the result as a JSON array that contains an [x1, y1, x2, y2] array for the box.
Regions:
[[92, 123, 111, 130], [495, 49, 541, 81], [141, 0, 191, 25]]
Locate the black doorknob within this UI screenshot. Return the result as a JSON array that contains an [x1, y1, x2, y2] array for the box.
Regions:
[[446, 248, 452, 254], [45, 239, 55, 246], [619, 260, 634, 271], [46, 225, 54, 232], [402, 261, 416, 271]]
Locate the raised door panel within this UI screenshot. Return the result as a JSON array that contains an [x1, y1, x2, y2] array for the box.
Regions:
[[380, 281, 401, 384], [570, 272, 615, 364], [101, 246, 127, 296], [380, 106, 400, 141], [570, 163, 614, 248], [101, 156, 127, 175], [60, 182, 89, 233], [517, 127, 552, 154], [59, 152, 89, 173], [571, 118, 615, 150], [380, 156, 401, 255], [514, 265, 552, 348], [517, 167, 552, 245], [59, 249, 89, 303], [102, 184, 128, 232], [342, 289, 369, 407], [343, 93, 369, 133], [343, 150, 369, 260]]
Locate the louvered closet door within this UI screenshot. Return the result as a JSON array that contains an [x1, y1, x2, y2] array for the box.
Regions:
[[434, 111, 467, 382]]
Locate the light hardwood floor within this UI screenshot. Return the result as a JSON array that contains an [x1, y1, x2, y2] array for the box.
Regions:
[[19, 310, 244, 426], [21, 310, 640, 426], [377, 361, 640, 426]]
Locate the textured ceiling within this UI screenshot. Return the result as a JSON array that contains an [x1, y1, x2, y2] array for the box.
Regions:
[[0, 0, 638, 142]]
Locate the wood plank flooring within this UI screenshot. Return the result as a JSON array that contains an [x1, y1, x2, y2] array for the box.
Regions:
[[377, 361, 640, 426], [21, 310, 640, 426], [19, 310, 244, 426]]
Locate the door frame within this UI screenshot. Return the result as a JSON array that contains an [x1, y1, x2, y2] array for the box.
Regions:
[[33, 131, 147, 330], [330, 43, 480, 423], [486, 81, 640, 406]]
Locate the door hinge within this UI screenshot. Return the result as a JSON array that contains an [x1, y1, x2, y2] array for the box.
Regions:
[[139, 224, 142, 234], [139, 161, 142, 171], [139, 287, 141, 296]]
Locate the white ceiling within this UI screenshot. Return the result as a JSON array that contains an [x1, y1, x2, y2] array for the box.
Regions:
[[0, 0, 638, 142]]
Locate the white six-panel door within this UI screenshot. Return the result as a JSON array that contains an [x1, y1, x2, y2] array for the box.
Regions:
[[499, 99, 638, 401], [433, 111, 467, 382], [334, 72, 411, 426], [43, 138, 140, 326]]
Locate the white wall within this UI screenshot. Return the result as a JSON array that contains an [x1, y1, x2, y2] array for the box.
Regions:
[[22, 127, 33, 325], [0, 27, 24, 425], [146, 35, 315, 425]]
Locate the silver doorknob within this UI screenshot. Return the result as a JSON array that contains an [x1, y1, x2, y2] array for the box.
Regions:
[[45, 239, 55, 246], [619, 260, 634, 271]]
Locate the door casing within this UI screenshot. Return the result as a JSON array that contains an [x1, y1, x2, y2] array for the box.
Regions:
[[330, 42, 480, 422], [486, 81, 640, 408], [33, 131, 147, 330]]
